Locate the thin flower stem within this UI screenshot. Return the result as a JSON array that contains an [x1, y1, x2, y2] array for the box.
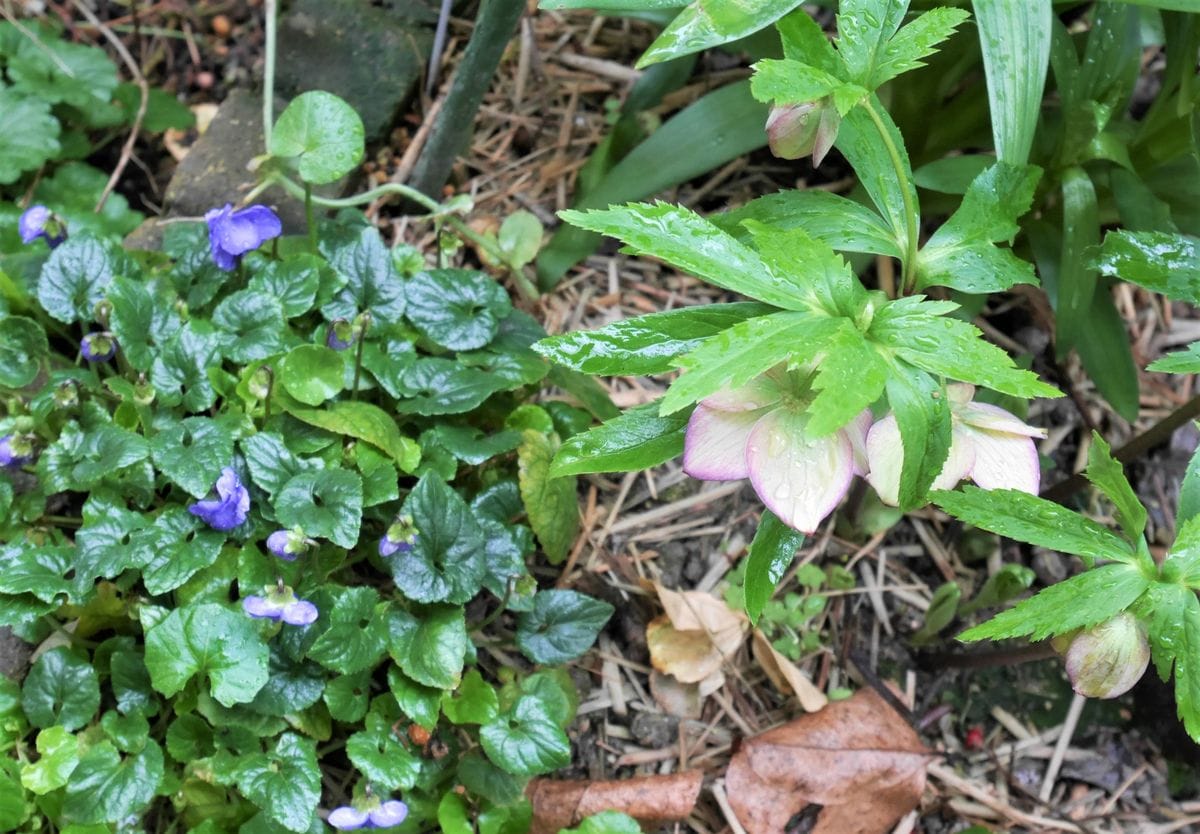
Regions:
[[262, 0, 277, 149], [861, 98, 919, 296], [304, 183, 317, 254], [473, 576, 516, 633], [351, 317, 368, 400]]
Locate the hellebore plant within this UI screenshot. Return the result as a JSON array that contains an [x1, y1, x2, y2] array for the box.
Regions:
[[1061, 612, 1151, 699], [866, 383, 1045, 506], [188, 466, 251, 531], [683, 368, 869, 534], [204, 203, 283, 270]]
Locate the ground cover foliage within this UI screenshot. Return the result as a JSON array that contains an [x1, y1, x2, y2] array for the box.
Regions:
[[2, 0, 1200, 833]]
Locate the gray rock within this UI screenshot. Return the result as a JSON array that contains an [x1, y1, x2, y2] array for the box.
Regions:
[[630, 711, 678, 749], [0, 627, 31, 681], [276, 0, 436, 142]]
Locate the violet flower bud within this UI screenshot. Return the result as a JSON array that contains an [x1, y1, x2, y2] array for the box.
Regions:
[[266, 528, 313, 561], [188, 466, 250, 531], [327, 318, 356, 351], [1064, 612, 1150, 699], [379, 514, 418, 557], [19, 204, 66, 248], [80, 331, 117, 362], [204, 203, 282, 271]]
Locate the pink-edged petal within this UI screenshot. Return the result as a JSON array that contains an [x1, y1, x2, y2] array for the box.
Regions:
[[963, 427, 1041, 494], [682, 404, 761, 481], [930, 428, 977, 491], [745, 408, 854, 534], [865, 415, 903, 506], [958, 401, 1047, 438], [844, 409, 872, 476], [700, 374, 784, 413]]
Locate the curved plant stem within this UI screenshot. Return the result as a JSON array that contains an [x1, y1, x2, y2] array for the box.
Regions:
[[861, 98, 919, 295], [263, 0, 277, 149], [304, 183, 317, 253]]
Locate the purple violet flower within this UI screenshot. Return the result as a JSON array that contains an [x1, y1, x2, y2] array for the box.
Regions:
[[19, 205, 65, 248], [326, 319, 356, 351], [266, 528, 313, 561], [327, 800, 408, 830], [0, 434, 35, 468], [80, 331, 117, 362], [204, 203, 282, 271], [188, 466, 250, 531], [378, 515, 418, 557], [243, 584, 319, 626]]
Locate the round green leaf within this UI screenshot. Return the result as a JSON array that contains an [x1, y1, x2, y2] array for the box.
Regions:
[[278, 344, 344, 406], [386, 605, 468, 689], [0, 316, 47, 388], [212, 288, 286, 363], [143, 603, 269, 708], [346, 713, 420, 792], [149, 417, 235, 499], [515, 590, 613, 665], [270, 91, 365, 185], [479, 695, 571, 777], [21, 726, 81, 795], [405, 268, 512, 351], [274, 468, 363, 549], [306, 586, 387, 674], [233, 733, 320, 833], [37, 233, 120, 324], [0, 89, 60, 184], [387, 473, 486, 604], [62, 739, 163, 825], [22, 647, 100, 731]]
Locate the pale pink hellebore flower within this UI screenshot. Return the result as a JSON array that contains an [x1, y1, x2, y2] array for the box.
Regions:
[[865, 383, 1046, 505], [682, 370, 870, 534]]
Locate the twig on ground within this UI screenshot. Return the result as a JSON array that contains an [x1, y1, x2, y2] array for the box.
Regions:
[[1039, 692, 1087, 802]]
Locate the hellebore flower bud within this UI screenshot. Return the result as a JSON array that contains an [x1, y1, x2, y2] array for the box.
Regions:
[[1064, 612, 1150, 699], [765, 98, 841, 166]]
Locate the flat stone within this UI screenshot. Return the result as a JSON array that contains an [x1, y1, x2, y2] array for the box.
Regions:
[[0, 627, 31, 681], [276, 0, 436, 142]]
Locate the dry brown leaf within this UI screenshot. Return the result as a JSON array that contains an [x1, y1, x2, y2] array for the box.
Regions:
[[726, 688, 933, 834], [527, 771, 703, 834], [646, 585, 747, 684], [649, 670, 703, 719], [752, 629, 828, 713]]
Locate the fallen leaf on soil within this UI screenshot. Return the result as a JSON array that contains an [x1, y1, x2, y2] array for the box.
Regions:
[[527, 771, 703, 834], [726, 687, 933, 834], [752, 629, 827, 713], [649, 670, 703, 719], [646, 585, 747, 684]]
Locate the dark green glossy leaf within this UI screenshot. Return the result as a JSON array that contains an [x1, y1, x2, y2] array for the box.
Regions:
[[144, 602, 269, 707], [319, 225, 406, 324], [516, 590, 613, 664], [234, 733, 321, 833], [405, 268, 512, 350], [62, 739, 163, 825], [480, 695, 571, 777], [22, 648, 100, 731], [37, 233, 120, 323], [637, 0, 805, 68], [282, 399, 419, 472], [149, 417, 235, 498], [135, 508, 225, 595], [518, 430, 578, 565], [388, 473, 487, 604], [1095, 230, 1200, 302], [248, 254, 325, 319], [1056, 166, 1099, 355], [885, 366, 951, 511], [240, 432, 320, 497], [212, 289, 287, 363], [392, 357, 509, 416], [307, 586, 388, 674], [278, 344, 344, 406], [346, 712, 420, 791], [744, 511, 804, 625], [715, 191, 900, 258], [270, 91, 365, 185], [386, 605, 468, 689], [150, 320, 224, 413], [274, 468, 363, 549], [39, 422, 149, 493], [0, 315, 46, 388]]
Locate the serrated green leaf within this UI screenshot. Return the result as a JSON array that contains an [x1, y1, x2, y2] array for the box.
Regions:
[[806, 323, 888, 437], [744, 510, 804, 625], [870, 304, 1060, 399], [886, 366, 952, 510], [550, 401, 690, 477], [135, 508, 225, 595], [0, 543, 75, 603], [22, 648, 99, 731], [958, 563, 1150, 642], [346, 712, 420, 791], [714, 191, 900, 258], [274, 468, 363, 548], [835, 0, 909, 86], [282, 399, 419, 472], [0, 89, 59, 184], [38, 233, 120, 323], [834, 100, 918, 254], [636, 0, 805, 68], [62, 739, 163, 825], [518, 430, 579, 565], [144, 603, 269, 707], [234, 733, 320, 833], [405, 268, 512, 350], [8, 30, 118, 108], [975, 0, 1051, 165], [480, 695, 571, 777], [150, 417, 235, 498], [661, 311, 840, 415], [106, 275, 181, 370], [100, 711, 149, 752], [248, 254, 324, 319], [388, 473, 487, 604], [306, 586, 387, 674], [869, 6, 969, 89], [916, 162, 1042, 293], [319, 225, 406, 324], [386, 605, 468, 689], [1084, 433, 1146, 541], [240, 432, 319, 497], [534, 302, 771, 376], [0, 315, 46, 388], [932, 486, 1137, 564], [38, 422, 149, 493], [750, 59, 842, 104], [516, 589, 613, 664], [1149, 342, 1200, 374], [212, 289, 287, 363], [560, 202, 806, 310], [323, 671, 371, 723], [270, 91, 365, 185]]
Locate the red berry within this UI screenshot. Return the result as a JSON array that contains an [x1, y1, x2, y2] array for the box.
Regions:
[[965, 726, 985, 750]]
